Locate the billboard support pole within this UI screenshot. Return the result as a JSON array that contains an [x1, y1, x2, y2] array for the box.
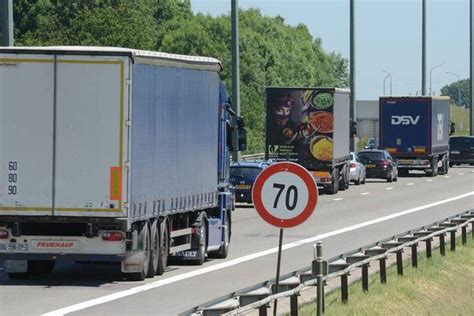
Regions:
[[231, 0, 241, 161], [0, 0, 14, 46], [422, 0, 426, 96], [350, 0, 356, 151]]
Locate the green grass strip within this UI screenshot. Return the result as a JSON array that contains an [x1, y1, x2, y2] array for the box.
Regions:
[[300, 237, 474, 315]]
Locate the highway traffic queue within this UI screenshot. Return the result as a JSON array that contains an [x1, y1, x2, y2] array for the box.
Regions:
[[0, 46, 471, 281]]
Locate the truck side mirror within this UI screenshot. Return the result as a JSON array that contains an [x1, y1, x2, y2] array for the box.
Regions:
[[350, 120, 358, 138], [449, 122, 455, 136], [238, 127, 247, 151]]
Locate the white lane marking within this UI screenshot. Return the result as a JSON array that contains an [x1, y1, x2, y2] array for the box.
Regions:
[[426, 179, 433, 182], [361, 192, 371, 195], [385, 187, 394, 190], [43, 191, 474, 316], [458, 173, 464, 175], [333, 198, 343, 201], [444, 175, 450, 178], [406, 183, 415, 186]]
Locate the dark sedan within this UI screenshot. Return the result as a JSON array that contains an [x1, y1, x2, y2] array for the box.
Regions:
[[449, 136, 474, 166], [230, 161, 272, 204], [358, 149, 398, 182]]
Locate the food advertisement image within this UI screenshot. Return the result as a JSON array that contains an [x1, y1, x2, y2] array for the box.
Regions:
[[266, 88, 335, 170]]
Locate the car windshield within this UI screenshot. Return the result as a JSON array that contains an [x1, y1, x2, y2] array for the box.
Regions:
[[450, 137, 474, 149], [230, 167, 262, 181], [358, 152, 384, 162]]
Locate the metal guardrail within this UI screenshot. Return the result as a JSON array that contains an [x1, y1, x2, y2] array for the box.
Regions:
[[240, 153, 265, 161], [189, 209, 474, 316]]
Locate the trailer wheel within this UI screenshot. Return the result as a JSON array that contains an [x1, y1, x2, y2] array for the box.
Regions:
[[427, 157, 438, 177], [129, 223, 151, 281], [156, 220, 169, 275], [147, 221, 159, 278], [439, 156, 448, 175]]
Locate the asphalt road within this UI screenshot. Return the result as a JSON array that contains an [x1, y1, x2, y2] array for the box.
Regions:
[[1, 166, 473, 316]]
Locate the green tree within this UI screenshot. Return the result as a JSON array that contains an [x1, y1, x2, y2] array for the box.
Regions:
[[440, 79, 470, 107], [13, 3, 348, 153]]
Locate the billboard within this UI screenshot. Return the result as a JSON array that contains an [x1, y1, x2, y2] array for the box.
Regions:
[[265, 88, 335, 170]]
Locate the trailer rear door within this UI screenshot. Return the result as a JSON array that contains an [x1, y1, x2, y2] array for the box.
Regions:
[[0, 53, 128, 217], [0, 55, 55, 216], [380, 98, 431, 156]]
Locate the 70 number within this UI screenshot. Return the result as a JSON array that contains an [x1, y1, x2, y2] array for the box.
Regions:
[[273, 183, 298, 211]]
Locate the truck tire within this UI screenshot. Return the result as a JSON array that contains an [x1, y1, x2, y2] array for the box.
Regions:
[[439, 155, 448, 175], [339, 166, 349, 191], [211, 212, 231, 259], [129, 223, 151, 281], [191, 219, 208, 265], [324, 168, 339, 195], [156, 220, 169, 275], [427, 157, 438, 177], [147, 221, 159, 278]]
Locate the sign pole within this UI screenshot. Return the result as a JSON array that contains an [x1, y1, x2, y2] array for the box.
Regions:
[[273, 228, 284, 316]]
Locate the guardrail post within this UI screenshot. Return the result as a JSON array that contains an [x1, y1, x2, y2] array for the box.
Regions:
[[462, 226, 467, 245], [362, 264, 369, 292], [396, 250, 403, 275], [259, 306, 268, 316], [379, 258, 387, 284], [341, 274, 348, 303], [411, 244, 418, 268], [439, 234, 446, 256], [290, 294, 298, 316], [316, 242, 324, 316], [450, 230, 456, 251], [426, 239, 432, 258]]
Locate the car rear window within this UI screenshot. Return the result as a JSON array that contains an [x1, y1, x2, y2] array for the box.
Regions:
[[358, 152, 384, 161], [230, 167, 262, 180], [450, 137, 474, 149]]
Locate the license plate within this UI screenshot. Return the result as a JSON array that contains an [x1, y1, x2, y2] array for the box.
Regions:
[[32, 240, 80, 250], [236, 184, 251, 190], [365, 164, 376, 168], [398, 160, 411, 165], [0, 243, 29, 252]]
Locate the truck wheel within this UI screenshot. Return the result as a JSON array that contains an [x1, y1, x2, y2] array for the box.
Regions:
[[439, 156, 448, 175], [156, 220, 169, 275], [147, 221, 159, 278], [129, 223, 151, 281], [191, 220, 207, 265], [212, 213, 230, 259], [428, 157, 439, 177], [324, 168, 339, 195]]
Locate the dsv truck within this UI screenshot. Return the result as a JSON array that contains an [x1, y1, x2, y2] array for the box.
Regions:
[[0, 47, 245, 280], [379, 96, 451, 176], [265, 87, 351, 194]]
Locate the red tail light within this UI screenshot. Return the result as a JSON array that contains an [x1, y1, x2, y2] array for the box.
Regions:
[[102, 232, 124, 241], [350, 163, 356, 168], [382, 160, 389, 168], [0, 230, 9, 239]]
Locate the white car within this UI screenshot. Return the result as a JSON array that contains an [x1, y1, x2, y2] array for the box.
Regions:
[[350, 152, 366, 185]]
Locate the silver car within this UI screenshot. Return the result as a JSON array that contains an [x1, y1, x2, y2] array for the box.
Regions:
[[350, 152, 366, 185]]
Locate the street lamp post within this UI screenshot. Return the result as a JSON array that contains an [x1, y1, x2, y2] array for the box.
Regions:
[[445, 71, 461, 106], [383, 70, 392, 95], [429, 63, 443, 96]]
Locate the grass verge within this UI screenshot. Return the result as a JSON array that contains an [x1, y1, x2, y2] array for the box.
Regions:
[[299, 237, 474, 315]]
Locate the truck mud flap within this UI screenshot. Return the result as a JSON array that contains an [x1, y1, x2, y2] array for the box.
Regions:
[[121, 250, 145, 273], [5, 260, 28, 273]]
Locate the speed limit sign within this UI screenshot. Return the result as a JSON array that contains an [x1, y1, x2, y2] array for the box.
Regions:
[[252, 162, 318, 228]]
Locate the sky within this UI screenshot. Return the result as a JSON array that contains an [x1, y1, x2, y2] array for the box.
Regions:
[[191, 0, 470, 101]]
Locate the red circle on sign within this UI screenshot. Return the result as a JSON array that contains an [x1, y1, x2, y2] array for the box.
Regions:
[[252, 162, 318, 228]]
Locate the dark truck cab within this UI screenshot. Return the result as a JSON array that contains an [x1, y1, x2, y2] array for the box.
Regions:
[[379, 96, 451, 176]]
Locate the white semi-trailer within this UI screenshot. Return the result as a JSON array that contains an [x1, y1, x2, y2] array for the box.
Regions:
[[0, 47, 244, 280]]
